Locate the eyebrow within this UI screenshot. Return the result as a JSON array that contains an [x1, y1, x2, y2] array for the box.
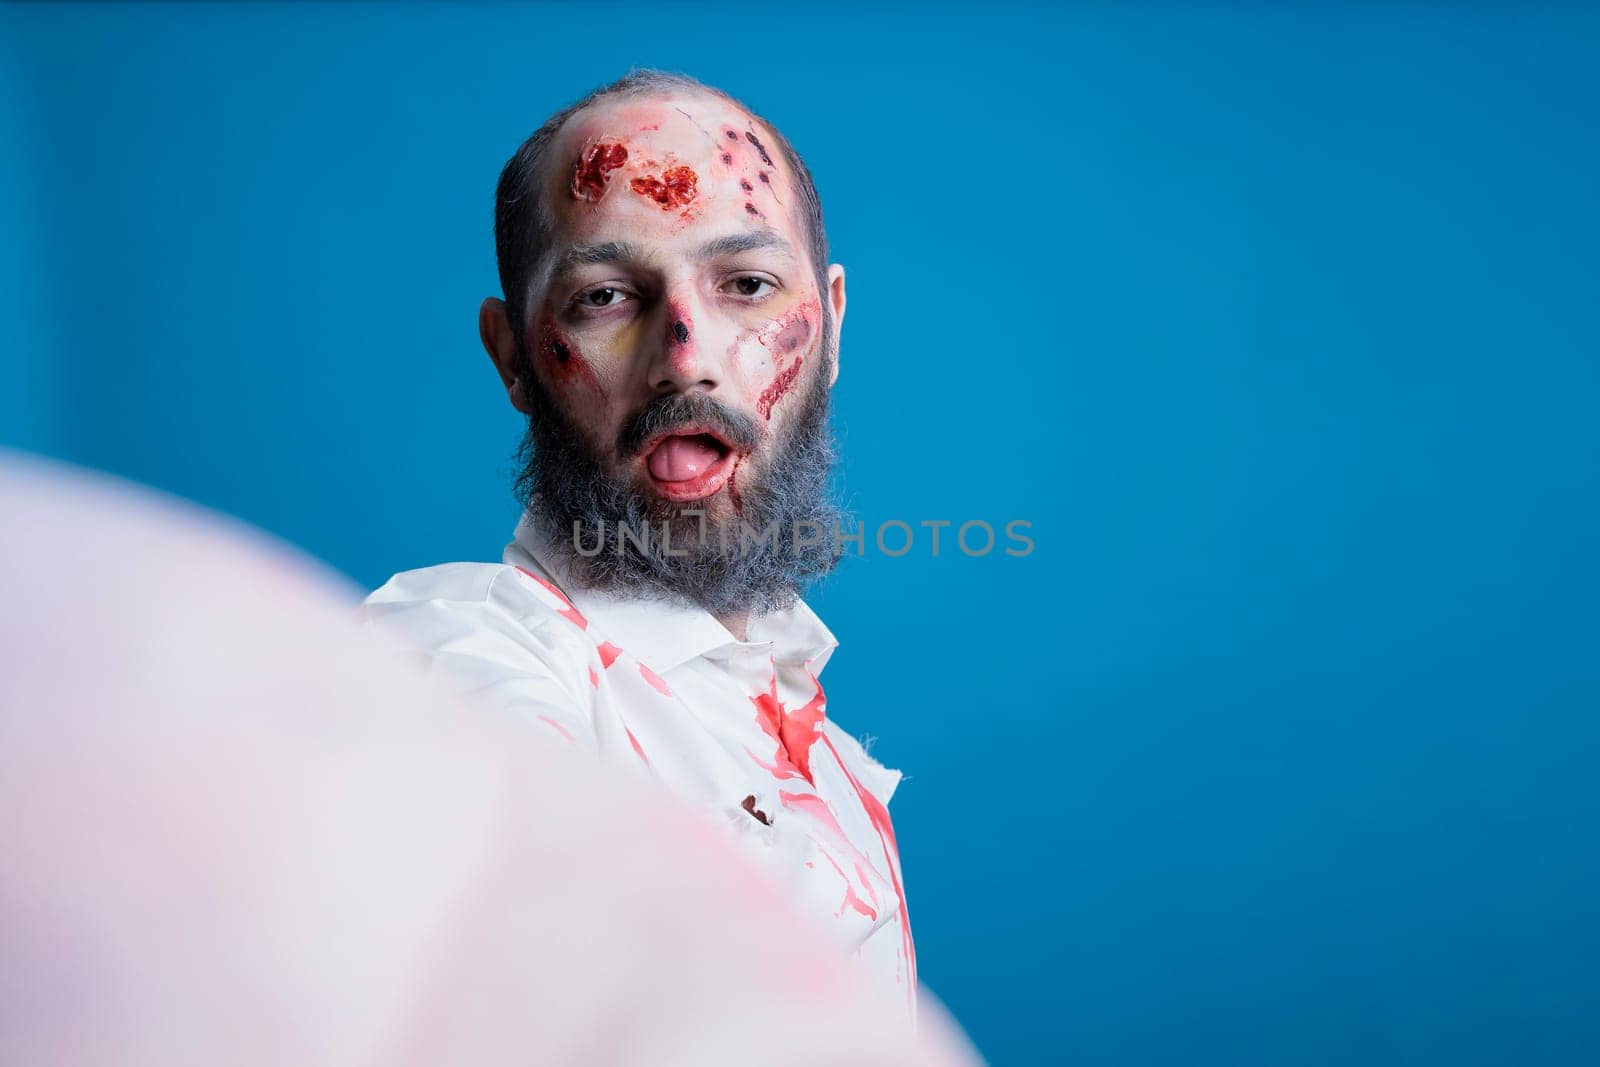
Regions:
[[690, 230, 796, 264], [551, 230, 797, 281], [553, 240, 645, 275]]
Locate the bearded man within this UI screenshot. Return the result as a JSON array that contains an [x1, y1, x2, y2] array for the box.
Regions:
[[362, 70, 916, 1014]]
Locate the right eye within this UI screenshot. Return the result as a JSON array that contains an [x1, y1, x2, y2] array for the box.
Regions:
[[578, 286, 629, 308]]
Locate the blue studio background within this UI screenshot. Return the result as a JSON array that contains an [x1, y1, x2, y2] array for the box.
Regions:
[[3, 4, 1597, 1063]]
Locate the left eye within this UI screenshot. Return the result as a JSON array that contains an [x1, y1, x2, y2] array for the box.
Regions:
[[727, 276, 773, 298]]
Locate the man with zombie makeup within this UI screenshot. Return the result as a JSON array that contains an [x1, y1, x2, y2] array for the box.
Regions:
[[362, 70, 917, 1015]]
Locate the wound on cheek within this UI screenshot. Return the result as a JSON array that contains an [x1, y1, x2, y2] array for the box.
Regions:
[[757, 304, 816, 358], [571, 143, 629, 202], [538, 316, 606, 399], [756, 357, 804, 420], [727, 455, 745, 513], [771, 314, 812, 357], [630, 165, 699, 209]]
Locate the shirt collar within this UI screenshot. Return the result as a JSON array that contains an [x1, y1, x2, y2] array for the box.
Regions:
[[505, 511, 839, 676]]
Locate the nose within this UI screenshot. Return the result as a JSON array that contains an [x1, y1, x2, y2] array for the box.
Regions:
[[645, 293, 720, 395]]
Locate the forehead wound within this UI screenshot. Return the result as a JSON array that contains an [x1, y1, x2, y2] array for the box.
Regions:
[[559, 104, 790, 218]]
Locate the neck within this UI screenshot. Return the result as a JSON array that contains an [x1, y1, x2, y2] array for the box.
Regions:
[[715, 609, 750, 642]]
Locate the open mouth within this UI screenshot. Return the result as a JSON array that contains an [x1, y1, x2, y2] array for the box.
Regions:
[[641, 428, 737, 501]]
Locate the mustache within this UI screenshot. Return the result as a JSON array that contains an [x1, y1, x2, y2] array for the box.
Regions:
[[616, 391, 762, 459]]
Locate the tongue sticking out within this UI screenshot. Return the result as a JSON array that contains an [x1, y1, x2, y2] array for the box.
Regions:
[[647, 434, 725, 482]]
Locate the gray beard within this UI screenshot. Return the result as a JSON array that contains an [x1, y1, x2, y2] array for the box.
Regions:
[[513, 346, 845, 619]]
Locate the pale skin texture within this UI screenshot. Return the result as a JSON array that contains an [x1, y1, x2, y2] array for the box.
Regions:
[[479, 92, 848, 641]]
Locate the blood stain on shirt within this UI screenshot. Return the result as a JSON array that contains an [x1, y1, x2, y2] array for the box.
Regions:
[[537, 715, 576, 742], [751, 673, 826, 782], [781, 789, 886, 916], [638, 662, 673, 696], [514, 566, 588, 629], [819, 732, 917, 1000], [627, 727, 650, 764], [818, 847, 878, 921]]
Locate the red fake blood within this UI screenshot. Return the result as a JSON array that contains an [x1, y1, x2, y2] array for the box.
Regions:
[[536, 315, 606, 399], [756, 357, 804, 420], [780, 791, 883, 919], [665, 304, 697, 374], [597, 641, 622, 668], [752, 305, 814, 419], [630, 165, 698, 210], [571, 142, 628, 202], [750, 672, 827, 783], [727, 456, 744, 513], [819, 732, 917, 1002], [639, 662, 673, 696], [537, 715, 575, 742], [626, 727, 650, 765], [514, 565, 587, 629], [818, 846, 878, 920], [779, 789, 848, 845], [588, 666, 600, 688], [750, 684, 802, 780]]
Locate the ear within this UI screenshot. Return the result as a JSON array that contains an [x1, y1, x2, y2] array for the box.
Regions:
[[479, 297, 531, 414], [825, 263, 846, 388]]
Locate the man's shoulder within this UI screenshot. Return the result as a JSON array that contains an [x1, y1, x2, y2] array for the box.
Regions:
[[365, 561, 507, 607], [361, 560, 591, 645], [358, 560, 602, 741]]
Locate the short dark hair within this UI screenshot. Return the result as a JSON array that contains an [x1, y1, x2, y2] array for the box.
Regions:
[[492, 69, 831, 347]]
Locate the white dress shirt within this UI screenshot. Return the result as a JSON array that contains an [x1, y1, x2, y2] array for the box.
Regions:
[[360, 514, 918, 1016]]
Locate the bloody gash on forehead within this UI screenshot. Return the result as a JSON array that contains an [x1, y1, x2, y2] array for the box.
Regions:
[[572, 140, 701, 211], [512, 338, 845, 618]]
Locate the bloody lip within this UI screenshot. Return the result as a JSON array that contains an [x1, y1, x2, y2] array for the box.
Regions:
[[640, 427, 738, 501]]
